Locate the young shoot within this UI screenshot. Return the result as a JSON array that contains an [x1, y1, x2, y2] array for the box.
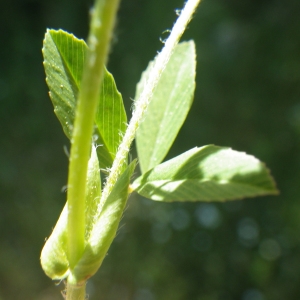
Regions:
[[40, 0, 278, 299]]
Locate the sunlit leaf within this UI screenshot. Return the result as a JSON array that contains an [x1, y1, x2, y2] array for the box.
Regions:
[[131, 145, 278, 202], [135, 41, 196, 173], [95, 70, 127, 169], [43, 29, 85, 139], [42, 29, 126, 169]]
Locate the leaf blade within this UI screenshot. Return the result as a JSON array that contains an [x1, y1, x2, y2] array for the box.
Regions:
[[43, 29, 127, 170], [43, 29, 85, 139], [135, 41, 196, 173], [95, 70, 127, 162], [132, 145, 278, 202]]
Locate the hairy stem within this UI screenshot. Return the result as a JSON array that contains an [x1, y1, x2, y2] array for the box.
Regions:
[[98, 0, 201, 214], [66, 0, 120, 276], [65, 280, 86, 300]]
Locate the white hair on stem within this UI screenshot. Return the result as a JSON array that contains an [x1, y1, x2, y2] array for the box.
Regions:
[[96, 0, 201, 217]]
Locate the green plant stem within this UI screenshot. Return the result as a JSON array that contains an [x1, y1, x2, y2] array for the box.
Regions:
[[66, 0, 120, 272], [65, 281, 86, 300], [98, 0, 201, 214]]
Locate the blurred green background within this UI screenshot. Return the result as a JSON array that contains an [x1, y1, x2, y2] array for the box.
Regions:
[[1, 0, 300, 299]]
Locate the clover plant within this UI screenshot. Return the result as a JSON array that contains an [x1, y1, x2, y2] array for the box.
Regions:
[[40, 0, 278, 299]]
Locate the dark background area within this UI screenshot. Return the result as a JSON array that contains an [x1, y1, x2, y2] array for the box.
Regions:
[[1, 0, 300, 299]]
